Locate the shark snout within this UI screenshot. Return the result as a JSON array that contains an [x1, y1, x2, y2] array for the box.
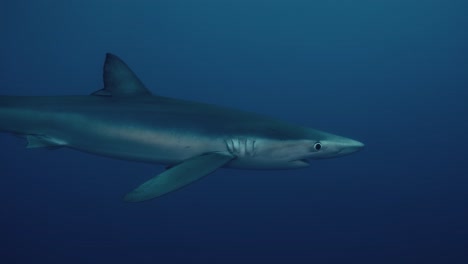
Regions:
[[338, 139, 364, 156], [307, 136, 364, 160]]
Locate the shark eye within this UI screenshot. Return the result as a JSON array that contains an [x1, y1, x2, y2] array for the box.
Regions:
[[314, 142, 322, 151]]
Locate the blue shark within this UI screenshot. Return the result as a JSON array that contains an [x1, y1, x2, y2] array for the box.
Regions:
[[0, 54, 364, 202]]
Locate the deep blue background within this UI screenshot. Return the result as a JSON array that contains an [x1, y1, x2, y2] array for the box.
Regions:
[[1, 0, 467, 263]]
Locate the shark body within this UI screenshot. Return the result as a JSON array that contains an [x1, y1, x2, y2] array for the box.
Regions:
[[0, 54, 363, 202]]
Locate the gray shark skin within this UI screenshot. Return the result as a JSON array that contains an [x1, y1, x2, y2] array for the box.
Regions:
[[0, 53, 364, 202]]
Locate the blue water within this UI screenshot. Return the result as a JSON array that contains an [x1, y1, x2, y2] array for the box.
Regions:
[[1, 1, 467, 263]]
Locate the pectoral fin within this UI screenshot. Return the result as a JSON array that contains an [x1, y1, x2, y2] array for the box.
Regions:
[[123, 152, 235, 202]]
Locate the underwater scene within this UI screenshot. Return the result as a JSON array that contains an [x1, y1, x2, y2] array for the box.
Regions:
[[1, 1, 467, 263]]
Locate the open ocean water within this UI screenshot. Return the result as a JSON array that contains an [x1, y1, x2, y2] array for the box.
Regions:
[[1, 1, 467, 263]]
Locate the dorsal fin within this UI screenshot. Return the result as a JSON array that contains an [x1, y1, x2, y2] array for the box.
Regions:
[[91, 53, 152, 97]]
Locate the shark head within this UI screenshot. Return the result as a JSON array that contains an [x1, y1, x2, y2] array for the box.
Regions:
[[284, 131, 364, 167], [229, 129, 364, 169], [303, 129, 365, 160]]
